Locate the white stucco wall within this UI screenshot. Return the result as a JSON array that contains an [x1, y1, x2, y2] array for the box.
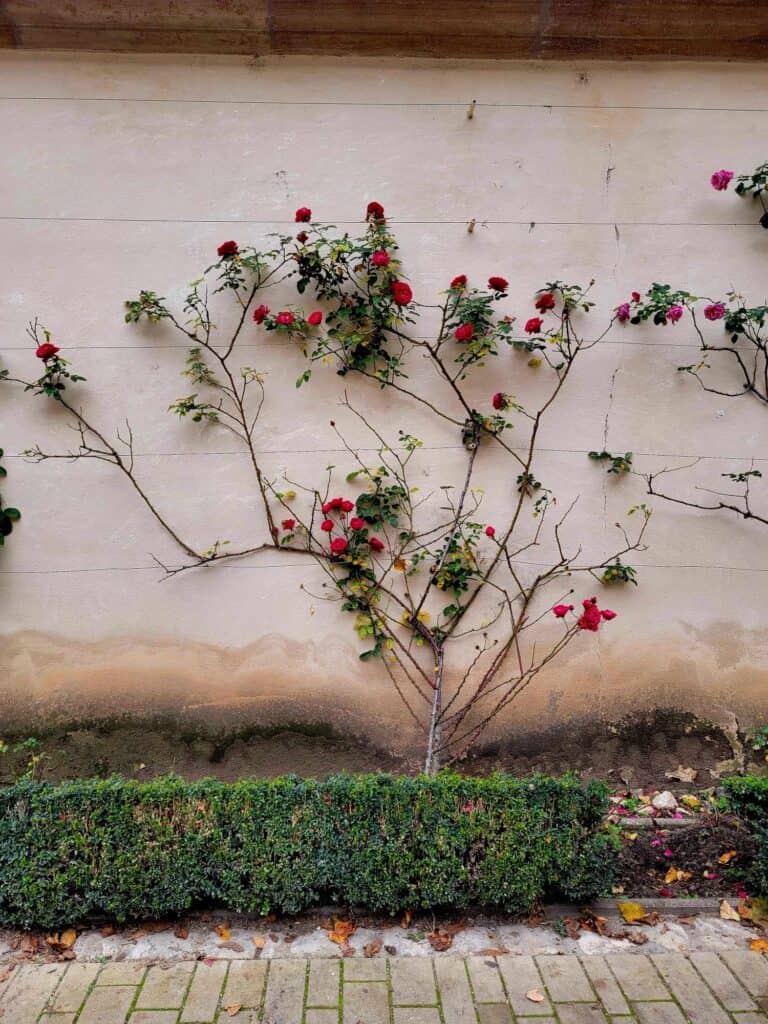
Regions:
[[1, 52, 767, 750]]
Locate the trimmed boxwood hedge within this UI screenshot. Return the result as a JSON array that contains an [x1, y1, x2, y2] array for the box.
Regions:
[[0, 773, 612, 928], [724, 775, 768, 893]]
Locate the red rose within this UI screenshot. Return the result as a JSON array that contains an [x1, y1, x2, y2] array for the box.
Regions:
[[252, 304, 270, 324], [454, 323, 474, 342], [340, 499, 355, 513], [524, 317, 543, 334], [276, 311, 295, 327], [282, 518, 296, 531], [535, 292, 555, 312], [371, 250, 390, 267], [307, 311, 323, 326], [369, 537, 385, 552], [350, 517, 365, 530], [488, 276, 509, 292], [366, 201, 385, 221], [330, 537, 348, 555], [577, 597, 601, 632], [296, 231, 308, 243], [320, 519, 334, 532], [450, 274, 467, 289], [485, 525, 496, 538], [322, 497, 344, 513], [391, 281, 413, 306], [600, 608, 617, 621], [35, 342, 60, 361], [552, 604, 574, 618], [295, 207, 312, 222], [217, 240, 238, 258], [492, 392, 506, 411], [631, 291, 641, 303]]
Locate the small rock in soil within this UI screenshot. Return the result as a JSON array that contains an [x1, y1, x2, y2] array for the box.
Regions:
[[652, 790, 678, 812]]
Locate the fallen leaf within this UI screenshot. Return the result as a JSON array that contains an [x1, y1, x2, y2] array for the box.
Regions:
[[427, 929, 453, 952], [664, 866, 693, 884], [45, 929, 77, 952], [363, 938, 383, 958], [401, 910, 413, 929], [720, 900, 741, 922], [100, 925, 116, 938], [627, 832, 638, 842], [626, 931, 649, 946], [750, 938, 768, 954], [665, 766, 698, 783], [738, 900, 753, 922], [579, 911, 612, 937], [223, 1006, 243, 1017], [253, 935, 266, 949], [215, 924, 231, 941], [719, 850, 738, 865], [563, 918, 581, 940], [174, 925, 189, 940], [477, 947, 508, 956], [618, 902, 651, 925], [681, 795, 701, 809], [328, 919, 356, 947], [526, 989, 545, 1003], [218, 941, 245, 952]]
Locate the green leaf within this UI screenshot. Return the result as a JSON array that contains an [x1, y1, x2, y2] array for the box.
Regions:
[[3, 508, 20, 521]]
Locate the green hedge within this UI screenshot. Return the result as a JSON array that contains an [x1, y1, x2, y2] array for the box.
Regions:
[[0, 773, 611, 928], [724, 775, 768, 893]]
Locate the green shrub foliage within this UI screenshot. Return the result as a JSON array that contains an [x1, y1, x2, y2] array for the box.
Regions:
[[724, 776, 768, 894], [0, 773, 611, 928]]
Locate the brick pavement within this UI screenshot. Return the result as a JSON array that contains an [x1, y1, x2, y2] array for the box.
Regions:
[[2, 952, 767, 1024]]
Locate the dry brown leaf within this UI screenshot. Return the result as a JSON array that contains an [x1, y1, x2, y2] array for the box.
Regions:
[[719, 850, 738, 865], [477, 947, 508, 957], [328, 919, 356, 947], [738, 900, 753, 921], [174, 925, 189, 940], [100, 925, 116, 938], [618, 902, 655, 925], [218, 941, 245, 953], [401, 910, 413, 929], [215, 924, 231, 941], [427, 929, 453, 952], [526, 989, 545, 1003], [253, 935, 266, 949], [563, 918, 581, 940], [223, 1004, 243, 1017], [750, 938, 768, 954], [664, 866, 693, 884], [720, 900, 741, 922], [626, 931, 649, 946], [45, 929, 77, 952], [363, 938, 383, 958]]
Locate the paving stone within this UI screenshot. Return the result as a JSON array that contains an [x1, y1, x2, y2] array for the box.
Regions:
[[222, 959, 267, 1009], [262, 959, 307, 1024], [730, 1015, 767, 1024], [536, 956, 595, 1002], [180, 960, 227, 1021], [652, 953, 731, 1024], [98, 961, 148, 986], [467, 956, 506, 1002], [721, 953, 768, 998], [343, 957, 388, 981], [39, 1016, 76, 1024], [434, 955, 477, 1024], [307, 959, 340, 1006], [689, 953, 756, 1011], [343, 981, 389, 1024], [50, 961, 101, 1012], [391, 957, 437, 1005], [497, 954, 552, 1014], [477, 1005, 513, 1023], [129, 1014, 179, 1024], [582, 957, 630, 1015], [606, 956, 669, 1002], [0, 962, 66, 1024], [633, 1004, 688, 1024], [556, 1004, 608, 1024], [78, 984, 136, 1023], [393, 1009, 442, 1024], [306, 1011, 339, 1024], [136, 963, 195, 1009]]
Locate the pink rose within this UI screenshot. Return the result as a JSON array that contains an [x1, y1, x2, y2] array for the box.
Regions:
[[704, 302, 726, 321], [485, 525, 496, 538], [276, 311, 295, 327], [616, 302, 631, 323], [307, 311, 323, 326], [667, 305, 683, 324], [371, 250, 390, 267], [710, 169, 734, 191], [577, 597, 602, 632], [600, 609, 617, 621]]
